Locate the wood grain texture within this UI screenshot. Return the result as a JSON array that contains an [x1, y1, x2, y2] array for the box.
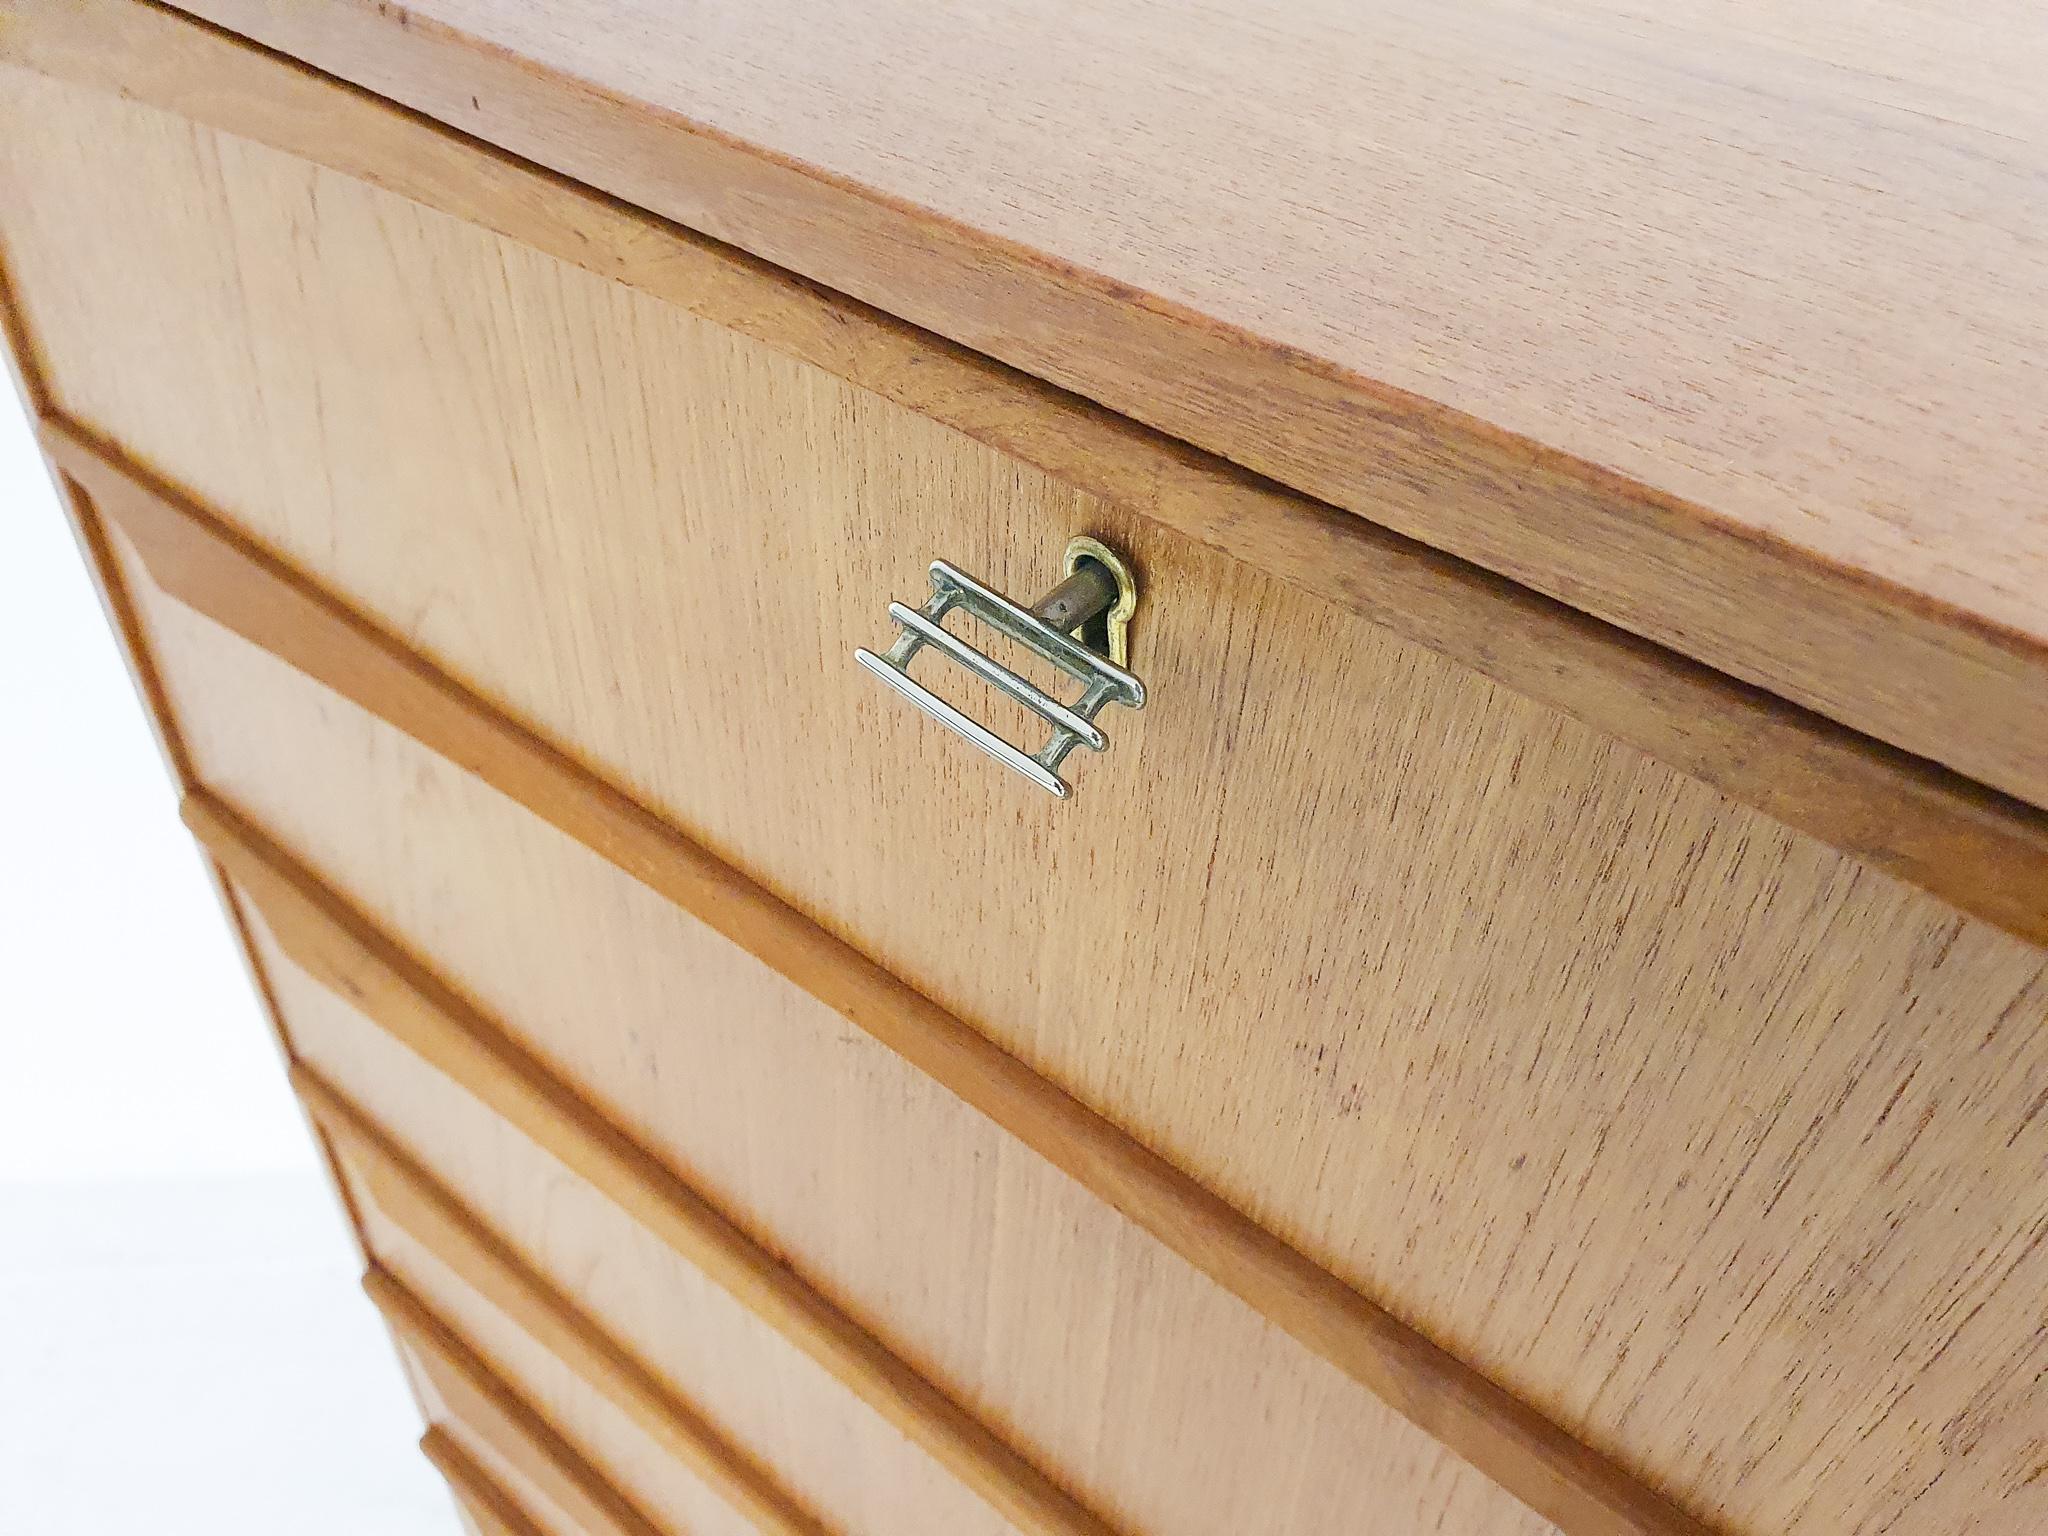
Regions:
[[54, 0, 2048, 809], [307, 1070, 840, 1536], [217, 784, 1577, 1536], [99, 391, 2048, 1536], [191, 807, 1114, 1536], [10, 47, 2048, 1536], [50, 169, 818, 1536], [0, 212, 387, 1283], [86, 399, 1702, 1535], [3, 22, 2045, 938], [387, 1217, 764, 1536], [378, 1269, 672, 1536], [423, 1430, 552, 1536]]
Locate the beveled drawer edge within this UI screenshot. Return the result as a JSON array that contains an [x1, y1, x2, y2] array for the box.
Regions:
[[134, 537, 1710, 1534], [422, 1429, 552, 1536], [210, 802, 1115, 1536], [8, 4, 2048, 897], [306, 1067, 829, 1536], [374, 1262, 669, 1536]]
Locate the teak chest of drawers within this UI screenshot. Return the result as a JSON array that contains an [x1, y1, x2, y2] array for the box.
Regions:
[[5, 3, 2046, 1533]]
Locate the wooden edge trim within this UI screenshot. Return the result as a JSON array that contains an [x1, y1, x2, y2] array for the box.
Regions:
[[4, 10, 2046, 918], [422, 1428, 552, 1536], [200, 801, 1113, 1536], [373, 1266, 670, 1536], [15, 0, 2048, 813], [0, 252, 380, 1263], [301, 1066, 829, 1536], [115, 496, 1711, 1532], [0, 262, 185, 783]]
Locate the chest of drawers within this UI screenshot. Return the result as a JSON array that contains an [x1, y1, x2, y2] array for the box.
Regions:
[[5, 3, 2046, 1533]]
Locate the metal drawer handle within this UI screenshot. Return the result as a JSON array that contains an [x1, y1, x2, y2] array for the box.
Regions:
[[855, 537, 1146, 798]]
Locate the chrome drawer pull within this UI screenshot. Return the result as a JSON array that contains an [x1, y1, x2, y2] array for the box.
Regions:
[[855, 537, 1146, 798]]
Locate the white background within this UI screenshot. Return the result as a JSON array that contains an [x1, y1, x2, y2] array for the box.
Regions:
[[0, 375, 459, 1531]]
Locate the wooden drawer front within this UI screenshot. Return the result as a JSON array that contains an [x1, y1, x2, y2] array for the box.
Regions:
[[109, 522, 1549, 1536], [11, 64, 2048, 1536], [385, 1262, 678, 1536], [364, 1151, 760, 1536], [395, 1324, 625, 1536], [261, 925, 1020, 1536], [420, 1433, 551, 1536], [352, 1154, 761, 1536]]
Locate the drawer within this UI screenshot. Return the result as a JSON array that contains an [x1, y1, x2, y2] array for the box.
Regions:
[[114, 522, 1545, 1535], [420, 1434, 545, 1536], [354, 1142, 763, 1536], [11, 59, 2048, 1536], [386, 1268, 673, 1536], [354, 1130, 764, 1536], [262, 912, 1021, 1536]]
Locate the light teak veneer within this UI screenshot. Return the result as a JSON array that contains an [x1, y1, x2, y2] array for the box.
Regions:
[[4, 6, 2046, 1536]]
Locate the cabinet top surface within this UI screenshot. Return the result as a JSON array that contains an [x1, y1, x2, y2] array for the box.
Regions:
[[182, 0, 2048, 637], [101, 0, 2048, 811]]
